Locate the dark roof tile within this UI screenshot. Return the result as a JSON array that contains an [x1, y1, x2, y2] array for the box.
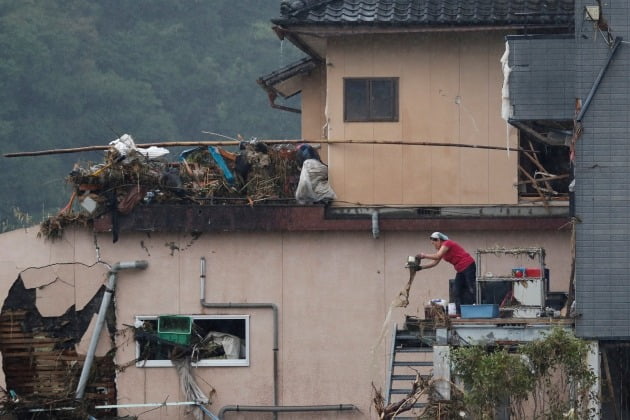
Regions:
[[274, 0, 574, 27]]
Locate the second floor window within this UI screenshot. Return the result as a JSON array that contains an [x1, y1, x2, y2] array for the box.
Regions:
[[344, 77, 399, 122]]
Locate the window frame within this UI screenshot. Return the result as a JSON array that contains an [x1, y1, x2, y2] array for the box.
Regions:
[[135, 314, 250, 368], [343, 77, 399, 122]]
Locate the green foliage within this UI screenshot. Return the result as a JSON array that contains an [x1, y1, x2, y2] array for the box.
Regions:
[[451, 328, 597, 419], [0, 0, 302, 231], [520, 327, 597, 419], [451, 346, 534, 419]]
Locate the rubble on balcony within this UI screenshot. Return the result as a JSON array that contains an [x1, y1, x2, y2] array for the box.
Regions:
[[39, 134, 335, 240]]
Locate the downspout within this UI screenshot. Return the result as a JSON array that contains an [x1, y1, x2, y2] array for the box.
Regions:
[[577, 36, 622, 122], [199, 257, 279, 407], [263, 90, 301, 114], [200, 258, 358, 419], [76, 260, 149, 399], [218, 404, 357, 419], [372, 210, 380, 239]]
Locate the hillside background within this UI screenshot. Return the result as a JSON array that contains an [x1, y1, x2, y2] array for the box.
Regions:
[[0, 0, 301, 231]]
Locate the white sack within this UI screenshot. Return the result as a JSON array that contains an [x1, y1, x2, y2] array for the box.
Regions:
[[295, 159, 336, 204], [204, 332, 241, 359]]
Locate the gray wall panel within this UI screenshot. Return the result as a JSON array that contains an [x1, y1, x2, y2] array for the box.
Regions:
[[574, 0, 630, 339], [508, 36, 575, 120]]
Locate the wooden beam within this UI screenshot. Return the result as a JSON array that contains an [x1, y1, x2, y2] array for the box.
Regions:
[[524, 140, 556, 194], [510, 120, 569, 147], [518, 164, 549, 208], [516, 173, 569, 186]]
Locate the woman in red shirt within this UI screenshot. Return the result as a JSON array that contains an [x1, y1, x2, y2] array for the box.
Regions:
[[416, 232, 476, 315]]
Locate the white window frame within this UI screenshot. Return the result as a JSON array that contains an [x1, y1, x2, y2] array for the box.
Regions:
[[135, 314, 250, 368]]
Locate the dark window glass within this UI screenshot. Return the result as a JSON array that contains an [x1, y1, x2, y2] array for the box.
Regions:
[[344, 79, 369, 121], [344, 78, 398, 122], [371, 79, 396, 119]]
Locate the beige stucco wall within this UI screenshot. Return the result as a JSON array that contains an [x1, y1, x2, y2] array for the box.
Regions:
[[301, 66, 327, 142], [301, 65, 329, 164], [0, 225, 571, 418], [301, 31, 518, 206]]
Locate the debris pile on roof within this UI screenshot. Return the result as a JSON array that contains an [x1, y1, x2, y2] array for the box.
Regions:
[[70, 134, 302, 206], [39, 134, 336, 240]]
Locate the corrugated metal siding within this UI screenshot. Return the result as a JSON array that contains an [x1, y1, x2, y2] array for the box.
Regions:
[[507, 35, 575, 121], [574, 0, 630, 339]]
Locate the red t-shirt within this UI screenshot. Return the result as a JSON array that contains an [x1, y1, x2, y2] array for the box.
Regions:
[[442, 240, 475, 272]]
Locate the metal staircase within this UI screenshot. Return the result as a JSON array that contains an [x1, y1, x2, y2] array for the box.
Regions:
[[384, 322, 436, 419]]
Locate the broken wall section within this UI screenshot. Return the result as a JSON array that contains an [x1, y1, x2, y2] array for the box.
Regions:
[[0, 227, 117, 415]]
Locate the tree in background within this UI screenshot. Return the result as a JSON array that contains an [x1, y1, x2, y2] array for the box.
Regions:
[[0, 0, 301, 230]]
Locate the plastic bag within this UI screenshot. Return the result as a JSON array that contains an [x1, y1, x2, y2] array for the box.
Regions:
[[295, 159, 336, 204], [109, 133, 169, 160]]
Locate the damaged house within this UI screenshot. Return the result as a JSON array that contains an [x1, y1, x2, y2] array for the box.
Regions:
[[7, 0, 626, 418]]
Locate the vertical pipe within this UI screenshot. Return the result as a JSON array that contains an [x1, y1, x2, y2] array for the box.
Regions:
[[372, 210, 380, 239], [586, 341, 601, 419], [75, 261, 148, 400], [76, 271, 117, 399], [201, 258, 356, 420], [576, 37, 622, 122], [200, 257, 206, 303], [199, 258, 279, 409]]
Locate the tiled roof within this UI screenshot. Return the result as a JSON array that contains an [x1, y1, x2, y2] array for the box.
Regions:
[[257, 57, 318, 99], [275, 0, 574, 27], [258, 57, 318, 88]]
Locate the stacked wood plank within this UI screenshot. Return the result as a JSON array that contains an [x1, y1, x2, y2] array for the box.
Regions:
[[0, 310, 116, 412]]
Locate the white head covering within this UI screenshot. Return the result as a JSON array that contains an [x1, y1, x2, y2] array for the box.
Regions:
[[429, 232, 449, 240]]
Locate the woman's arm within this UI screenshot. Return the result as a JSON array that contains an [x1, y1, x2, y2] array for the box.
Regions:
[[420, 258, 440, 269], [416, 245, 449, 269], [418, 245, 449, 261]]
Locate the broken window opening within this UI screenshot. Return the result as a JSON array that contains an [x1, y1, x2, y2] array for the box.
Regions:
[[135, 315, 249, 367], [517, 125, 572, 204], [344, 77, 399, 122]]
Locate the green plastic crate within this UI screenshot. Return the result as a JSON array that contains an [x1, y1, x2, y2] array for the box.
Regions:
[[157, 315, 192, 345]]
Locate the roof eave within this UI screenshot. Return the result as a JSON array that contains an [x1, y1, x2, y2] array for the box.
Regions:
[[273, 22, 573, 59], [273, 22, 574, 35]]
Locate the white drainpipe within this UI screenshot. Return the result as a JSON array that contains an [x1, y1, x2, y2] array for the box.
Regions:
[[75, 260, 148, 399], [372, 210, 380, 239], [199, 257, 279, 407]]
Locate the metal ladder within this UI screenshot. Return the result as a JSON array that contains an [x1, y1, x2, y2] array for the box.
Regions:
[[384, 323, 435, 419]]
